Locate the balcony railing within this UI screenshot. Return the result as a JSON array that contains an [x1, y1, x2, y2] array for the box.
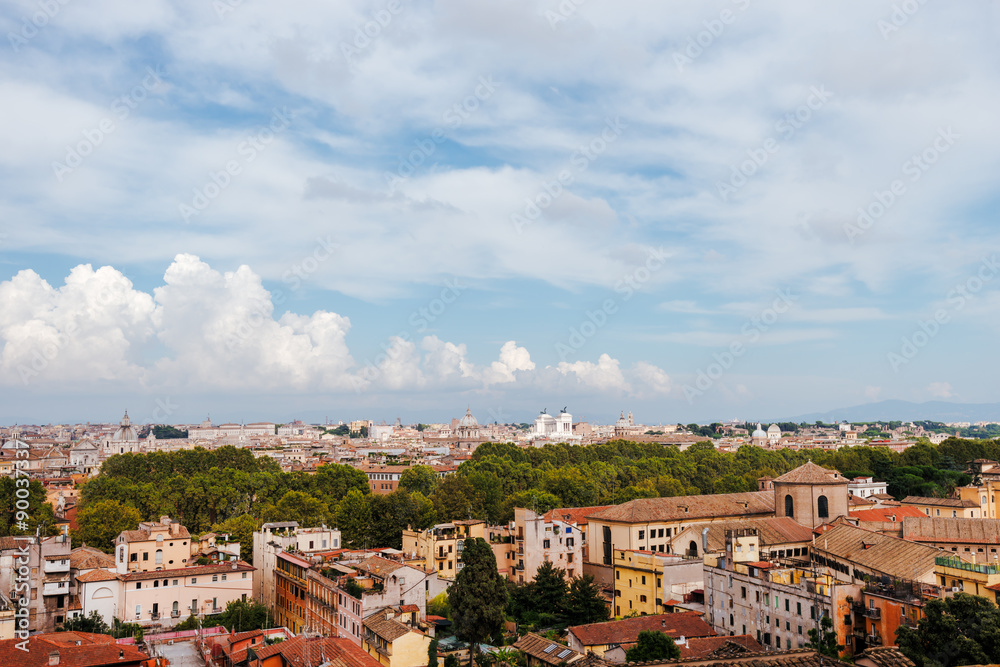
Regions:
[[151, 612, 160, 620], [864, 608, 881, 619], [171, 610, 181, 618], [868, 634, 883, 646]]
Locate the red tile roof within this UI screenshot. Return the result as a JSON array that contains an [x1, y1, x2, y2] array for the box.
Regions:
[[121, 561, 254, 581], [678, 635, 765, 660], [0, 632, 149, 667], [543, 506, 615, 526], [587, 492, 774, 524], [569, 612, 715, 647], [251, 636, 383, 667], [850, 506, 926, 523]]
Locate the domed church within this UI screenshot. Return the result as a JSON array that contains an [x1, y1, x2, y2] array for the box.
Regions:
[[103, 411, 144, 457]]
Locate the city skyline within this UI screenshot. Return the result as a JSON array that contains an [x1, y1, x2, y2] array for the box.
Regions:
[[2, 2, 999, 423]]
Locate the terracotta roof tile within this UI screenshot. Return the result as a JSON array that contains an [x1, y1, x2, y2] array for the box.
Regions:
[[774, 462, 848, 485], [569, 612, 715, 647], [587, 492, 774, 524], [514, 633, 584, 665], [0, 632, 149, 667], [252, 636, 383, 667], [902, 516, 1000, 544], [849, 507, 926, 523]]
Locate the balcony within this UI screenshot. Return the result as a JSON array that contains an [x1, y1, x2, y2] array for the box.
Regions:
[[868, 634, 883, 646], [151, 612, 160, 621], [864, 607, 881, 620], [171, 610, 181, 618], [44, 559, 70, 574]]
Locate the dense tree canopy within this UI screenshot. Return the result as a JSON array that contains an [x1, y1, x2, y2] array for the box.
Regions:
[[897, 593, 1000, 667]]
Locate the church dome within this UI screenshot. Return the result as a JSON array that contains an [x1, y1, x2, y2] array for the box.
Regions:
[[751, 423, 767, 438], [111, 412, 139, 442], [458, 408, 479, 428], [767, 424, 781, 434]]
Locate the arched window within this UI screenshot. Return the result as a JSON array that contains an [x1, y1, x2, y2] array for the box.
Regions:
[[818, 495, 829, 518], [688, 541, 698, 557], [155, 549, 163, 564], [785, 494, 794, 518]]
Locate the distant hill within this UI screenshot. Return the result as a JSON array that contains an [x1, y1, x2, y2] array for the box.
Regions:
[[784, 400, 1000, 424]]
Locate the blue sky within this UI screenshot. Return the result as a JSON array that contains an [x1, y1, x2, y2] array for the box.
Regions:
[[1, 0, 999, 426]]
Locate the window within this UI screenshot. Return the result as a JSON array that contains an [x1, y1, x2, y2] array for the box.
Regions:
[[155, 550, 163, 564], [639, 530, 645, 540], [222, 574, 227, 581], [130, 553, 137, 562], [642, 576, 646, 585], [136, 582, 141, 589], [543, 540, 550, 549], [785, 599, 790, 612], [817, 495, 829, 519], [785, 495, 794, 518], [741, 586, 746, 599], [173, 580, 178, 586], [143, 552, 149, 561], [953, 511, 958, 518], [212, 575, 218, 582], [191, 578, 197, 584]]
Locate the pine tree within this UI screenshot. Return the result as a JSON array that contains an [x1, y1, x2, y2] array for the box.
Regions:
[[625, 631, 680, 662], [565, 574, 609, 625], [449, 538, 509, 645]]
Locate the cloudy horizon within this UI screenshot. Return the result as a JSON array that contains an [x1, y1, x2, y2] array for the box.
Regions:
[[2, 1, 998, 425]]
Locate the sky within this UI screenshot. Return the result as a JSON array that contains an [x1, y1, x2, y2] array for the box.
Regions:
[[1, 0, 999, 426]]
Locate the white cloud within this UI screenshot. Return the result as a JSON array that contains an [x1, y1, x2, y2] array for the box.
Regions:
[[556, 353, 630, 393], [483, 340, 535, 384], [926, 382, 954, 399]]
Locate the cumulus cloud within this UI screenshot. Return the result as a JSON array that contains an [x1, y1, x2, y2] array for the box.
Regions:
[[483, 340, 535, 384]]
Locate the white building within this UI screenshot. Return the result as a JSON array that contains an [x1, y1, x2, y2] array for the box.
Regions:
[[252, 522, 341, 609], [767, 424, 782, 445], [103, 412, 143, 457], [533, 408, 573, 438], [512, 506, 605, 583], [847, 476, 888, 498]]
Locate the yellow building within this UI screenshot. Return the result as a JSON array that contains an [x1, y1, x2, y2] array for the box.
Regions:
[[114, 515, 192, 573], [612, 549, 671, 617], [363, 610, 432, 667], [934, 555, 1000, 602], [957, 482, 1000, 520], [900, 496, 980, 518], [402, 520, 487, 580]]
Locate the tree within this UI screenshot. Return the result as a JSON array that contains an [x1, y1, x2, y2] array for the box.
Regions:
[[428, 638, 440, 667], [806, 615, 843, 658], [432, 475, 484, 522], [625, 631, 680, 662], [217, 599, 273, 632], [211, 514, 261, 564], [399, 465, 439, 496], [59, 611, 111, 634], [532, 560, 568, 618], [444, 655, 460, 667], [74, 499, 142, 552], [336, 489, 373, 548], [315, 463, 370, 503], [565, 575, 608, 625], [897, 593, 1000, 667], [449, 538, 509, 645], [0, 477, 57, 536], [266, 491, 329, 527]]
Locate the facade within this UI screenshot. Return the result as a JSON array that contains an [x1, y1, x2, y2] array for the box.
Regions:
[[773, 462, 850, 529], [253, 522, 341, 609], [0, 533, 72, 633], [103, 412, 144, 457], [611, 548, 703, 617], [350, 556, 446, 620], [114, 515, 191, 574], [275, 551, 312, 634], [533, 409, 573, 438], [402, 520, 488, 580], [585, 490, 776, 571], [900, 496, 980, 518], [513, 506, 609, 583], [78, 561, 255, 627], [848, 477, 888, 499], [363, 609, 433, 667], [957, 481, 1000, 520], [703, 530, 847, 653], [361, 465, 409, 494]]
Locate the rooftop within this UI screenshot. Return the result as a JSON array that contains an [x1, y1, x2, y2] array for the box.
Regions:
[[587, 492, 774, 524], [569, 612, 715, 646]]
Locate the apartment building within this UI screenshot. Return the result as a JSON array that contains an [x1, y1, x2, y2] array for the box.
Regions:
[[78, 561, 255, 627], [703, 529, 845, 653], [363, 608, 433, 667], [253, 522, 341, 609], [0, 534, 72, 633], [900, 496, 980, 518], [902, 516, 1000, 560], [611, 548, 703, 617], [567, 612, 715, 657], [114, 515, 191, 573], [402, 520, 487, 580], [512, 507, 609, 583]]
